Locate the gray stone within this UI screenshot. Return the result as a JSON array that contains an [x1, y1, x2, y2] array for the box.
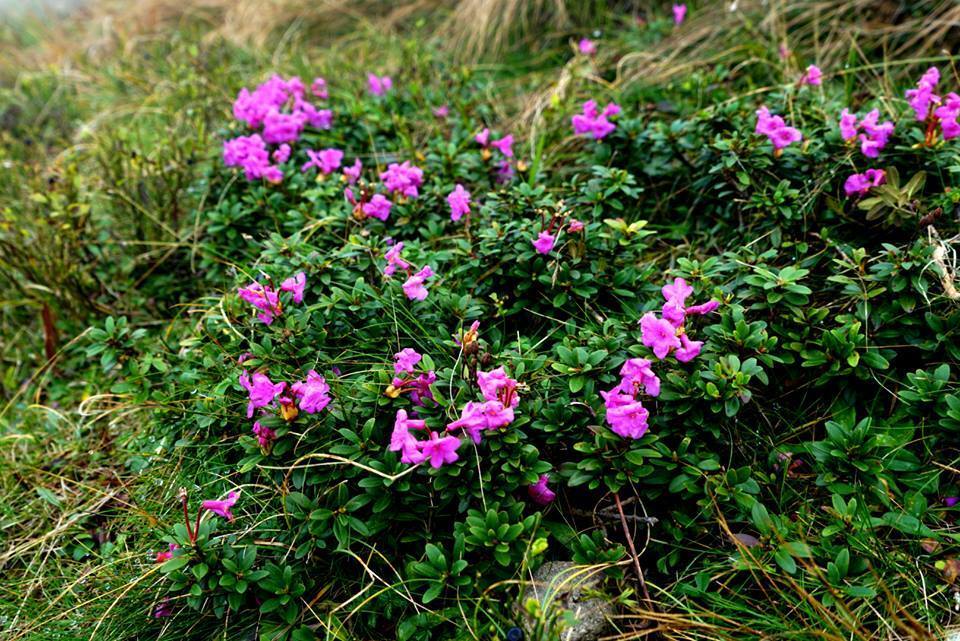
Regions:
[[519, 561, 614, 641]]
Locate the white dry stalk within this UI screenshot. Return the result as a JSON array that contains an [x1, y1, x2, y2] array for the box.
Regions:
[[923, 225, 960, 304]]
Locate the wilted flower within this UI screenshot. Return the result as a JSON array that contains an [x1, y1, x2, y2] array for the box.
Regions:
[[528, 474, 556, 505], [252, 421, 277, 447]]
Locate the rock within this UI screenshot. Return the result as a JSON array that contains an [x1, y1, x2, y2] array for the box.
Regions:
[[519, 561, 613, 641]]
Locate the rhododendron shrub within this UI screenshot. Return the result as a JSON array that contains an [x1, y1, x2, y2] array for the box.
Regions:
[[140, 56, 960, 641]]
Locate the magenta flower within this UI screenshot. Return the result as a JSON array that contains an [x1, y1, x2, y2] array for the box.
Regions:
[[685, 300, 720, 316], [311, 77, 328, 99], [936, 93, 960, 140], [237, 280, 281, 324], [394, 348, 423, 374], [280, 272, 306, 304], [447, 400, 514, 443], [380, 161, 424, 198], [905, 66, 940, 121], [568, 219, 584, 232], [496, 159, 515, 183], [367, 73, 393, 97], [944, 497, 959, 508], [640, 312, 682, 360], [675, 334, 703, 363], [420, 432, 461, 469], [301, 148, 343, 174], [252, 421, 277, 447], [343, 158, 362, 184], [490, 134, 514, 158], [475, 128, 491, 147], [384, 241, 410, 277], [755, 106, 802, 151], [239, 371, 285, 418], [662, 277, 694, 304], [800, 65, 822, 86], [843, 168, 885, 197], [389, 409, 426, 464], [290, 370, 331, 414], [477, 366, 520, 407], [839, 109, 859, 141], [672, 3, 687, 25], [402, 266, 434, 301], [223, 134, 282, 182], [572, 100, 619, 139], [202, 491, 239, 521], [528, 474, 557, 505], [447, 184, 472, 222], [432, 105, 449, 118], [617, 358, 661, 397], [578, 38, 597, 56], [153, 598, 174, 618], [409, 370, 437, 406], [532, 231, 556, 255], [362, 194, 393, 221], [606, 400, 650, 439], [262, 109, 305, 144], [272, 144, 291, 164]]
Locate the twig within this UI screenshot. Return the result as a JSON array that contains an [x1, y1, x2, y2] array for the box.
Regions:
[[613, 492, 654, 612]]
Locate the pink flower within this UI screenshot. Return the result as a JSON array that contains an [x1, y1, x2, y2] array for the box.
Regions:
[[755, 106, 802, 150], [432, 105, 449, 118], [447, 400, 514, 443], [291, 370, 331, 413], [477, 366, 520, 407], [252, 421, 277, 447], [343, 158, 362, 184], [568, 219, 584, 232], [420, 432, 461, 469], [490, 134, 514, 158], [409, 370, 437, 406], [843, 168, 885, 197], [447, 184, 472, 221], [905, 67, 940, 121], [672, 3, 687, 25], [380, 161, 424, 198], [384, 241, 410, 277], [262, 108, 305, 144], [311, 77, 328, 99], [202, 491, 239, 521], [272, 144, 291, 163], [578, 38, 597, 55], [155, 543, 179, 563], [528, 474, 556, 505], [839, 109, 859, 141], [239, 371, 285, 418], [606, 400, 650, 439], [475, 128, 491, 146], [617, 358, 660, 397], [601, 388, 635, 410], [685, 300, 720, 316], [237, 281, 281, 324], [532, 231, 556, 254], [362, 194, 393, 221], [402, 266, 434, 301], [301, 148, 344, 174], [936, 92, 960, 140], [223, 134, 281, 182], [640, 312, 681, 359], [390, 409, 426, 464], [572, 100, 619, 139], [367, 73, 393, 97], [394, 348, 422, 374], [675, 334, 703, 363], [800, 65, 822, 86], [662, 277, 694, 304], [280, 272, 306, 304]]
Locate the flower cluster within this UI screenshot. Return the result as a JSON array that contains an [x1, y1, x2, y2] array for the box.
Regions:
[[838, 108, 894, 158], [238, 368, 331, 448], [844, 168, 886, 197], [237, 272, 306, 325], [447, 184, 472, 222], [755, 106, 802, 151], [380, 241, 436, 301], [380, 161, 424, 198], [600, 278, 719, 440], [906, 67, 960, 144], [571, 99, 621, 139], [225, 75, 332, 182], [302, 148, 344, 175], [386, 348, 437, 406]]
